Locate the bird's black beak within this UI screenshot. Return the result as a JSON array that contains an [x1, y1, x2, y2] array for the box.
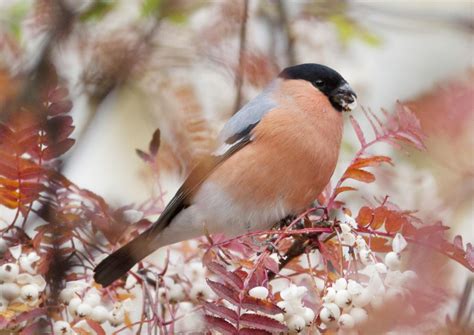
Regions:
[[330, 83, 357, 112]]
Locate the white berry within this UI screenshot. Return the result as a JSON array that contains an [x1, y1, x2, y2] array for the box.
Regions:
[[53, 320, 72, 334], [109, 306, 125, 326], [68, 297, 81, 316], [21, 284, 39, 302], [350, 307, 368, 325], [190, 282, 212, 301], [323, 287, 336, 303], [0, 263, 19, 283], [347, 280, 363, 296], [352, 289, 372, 307], [323, 302, 341, 322], [334, 278, 348, 290], [249, 286, 269, 300], [0, 282, 21, 301], [91, 305, 109, 323], [335, 289, 352, 308], [77, 303, 92, 317], [83, 292, 101, 307], [384, 252, 401, 270], [287, 315, 306, 332], [302, 307, 315, 325], [338, 313, 355, 329], [169, 284, 185, 303]]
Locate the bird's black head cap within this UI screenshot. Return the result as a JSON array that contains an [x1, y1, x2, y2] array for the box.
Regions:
[[279, 63, 357, 112]]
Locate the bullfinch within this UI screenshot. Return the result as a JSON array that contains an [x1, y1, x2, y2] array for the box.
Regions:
[[94, 63, 357, 287]]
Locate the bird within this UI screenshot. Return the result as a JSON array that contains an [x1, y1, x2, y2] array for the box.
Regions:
[[94, 63, 357, 287]]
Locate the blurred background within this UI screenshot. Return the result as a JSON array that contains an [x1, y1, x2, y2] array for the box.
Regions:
[[0, 0, 472, 324]]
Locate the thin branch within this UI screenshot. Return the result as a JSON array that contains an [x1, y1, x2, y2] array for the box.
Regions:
[[233, 0, 249, 114], [276, 0, 296, 66]]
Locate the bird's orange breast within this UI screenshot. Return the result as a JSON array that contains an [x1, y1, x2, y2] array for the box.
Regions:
[[208, 79, 343, 215]]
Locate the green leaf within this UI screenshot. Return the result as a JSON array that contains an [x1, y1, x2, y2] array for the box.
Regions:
[[4, 2, 30, 40], [80, 0, 116, 22], [330, 15, 381, 47], [141, 0, 163, 17]]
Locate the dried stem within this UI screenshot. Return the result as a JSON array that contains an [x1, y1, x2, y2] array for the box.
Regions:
[[276, 0, 296, 65], [233, 0, 249, 114]]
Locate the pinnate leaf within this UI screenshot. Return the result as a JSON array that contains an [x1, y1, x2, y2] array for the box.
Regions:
[[149, 128, 161, 156], [239, 329, 272, 335], [241, 296, 284, 315], [206, 261, 243, 290], [206, 279, 239, 306], [351, 155, 392, 169], [342, 168, 375, 183], [42, 138, 75, 160], [204, 315, 237, 334], [203, 302, 238, 323], [239, 313, 288, 332], [350, 115, 366, 146]]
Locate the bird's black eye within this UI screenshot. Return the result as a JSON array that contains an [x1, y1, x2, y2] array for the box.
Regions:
[[314, 80, 325, 88]]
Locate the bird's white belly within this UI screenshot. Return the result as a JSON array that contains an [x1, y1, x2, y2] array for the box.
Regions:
[[155, 180, 290, 248], [193, 181, 290, 237]]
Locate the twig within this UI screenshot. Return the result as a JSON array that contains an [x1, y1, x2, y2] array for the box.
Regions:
[[276, 0, 296, 66], [233, 0, 249, 114]]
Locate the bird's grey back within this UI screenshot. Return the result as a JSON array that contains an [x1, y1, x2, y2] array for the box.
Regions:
[[218, 81, 277, 145]]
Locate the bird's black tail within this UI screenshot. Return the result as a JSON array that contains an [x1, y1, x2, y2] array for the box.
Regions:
[[93, 231, 157, 287]]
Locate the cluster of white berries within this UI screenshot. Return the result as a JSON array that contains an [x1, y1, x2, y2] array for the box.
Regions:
[[125, 261, 214, 305], [0, 246, 45, 312], [319, 226, 418, 332], [58, 282, 130, 330], [247, 284, 315, 333]]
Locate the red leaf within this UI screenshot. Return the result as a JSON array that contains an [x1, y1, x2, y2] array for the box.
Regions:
[[48, 86, 69, 103], [42, 138, 75, 160], [206, 262, 244, 290], [204, 315, 237, 335], [371, 206, 388, 230], [351, 156, 393, 169], [136, 149, 153, 163], [465, 243, 473, 269], [385, 211, 407, 233], [149, 128, 161, 156], [48, 100, 73, 115], [203, 302, 238, 323], [262, 256, 279, 274], [342, 168, 375, 183], [350, 115, 366, 146], [19, 166, 44, 180], [0, 123, 14, 145], [46, 115, 74, 142], [367, 236, 392, 252], [85, 320, 106, 335], [239, 313, 287, 332], [334, 186, 357, 196], [241, 296, 284, 315], [239, 329, 272, 335], [356, 206, 372, 227], [206, 279, 239, 306], [453, 235, 463, 251]]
